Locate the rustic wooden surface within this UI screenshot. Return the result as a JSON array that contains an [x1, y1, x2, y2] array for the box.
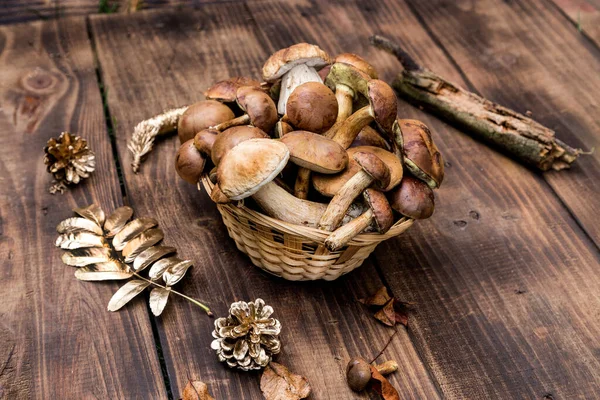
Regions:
[[1, 0, 599, 399], [0, 17, 167, 399]]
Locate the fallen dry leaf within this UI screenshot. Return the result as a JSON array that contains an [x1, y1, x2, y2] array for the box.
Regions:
[[359, 286, 391, 307], [260, 362, 311, 400], [369, 365, 400, 400], [182, 380, 214, 400], [374, 299, 409, 327]]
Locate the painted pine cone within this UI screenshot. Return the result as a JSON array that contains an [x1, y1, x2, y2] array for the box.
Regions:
[[211, 298, 281, 370], [44, 132, 95, 192]]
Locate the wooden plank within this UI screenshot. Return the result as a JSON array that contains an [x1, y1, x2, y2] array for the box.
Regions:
[[0, 18, 167, 399], [406, 0, 600, 248], [245, 0, 600, 398], [90, 6, 439, 399], [550, 0, 600, 46]]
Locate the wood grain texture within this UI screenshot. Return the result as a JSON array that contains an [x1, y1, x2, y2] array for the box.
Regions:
[[0, 18, 167, 399], [550, 0, 600, 46], [405, 0, 600, 248], [90, 6, 439, 399], [247, 0, 600, 398]]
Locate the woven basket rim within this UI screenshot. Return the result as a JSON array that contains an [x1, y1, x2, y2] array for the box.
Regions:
[[200, 175, 414, 246]]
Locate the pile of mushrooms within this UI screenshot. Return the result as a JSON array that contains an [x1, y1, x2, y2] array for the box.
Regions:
[[175, 43, 444, 251]]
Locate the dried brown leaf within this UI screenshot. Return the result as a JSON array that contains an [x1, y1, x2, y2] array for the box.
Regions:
[[149, 287, 170, 316], [369, 365, 400, 400], [56, 217, 103, 235], [163, 260, 193, 286], [148, 256, 181, 280], [360, 286, 391, 307], [373, 299, 409, 327], [260, 362, 311, 400], [62, 247, 112, 267], [182, 380, 214, 400], [107, 279, 150, 311], [133, 246, 176, 272], [122, 228, 164, 263], [55, 232, 105, 249], [112, 217, 158, 251], [104, 206, 134, 237], [74, 260, 131, 281], [74, 204, 106, 227]]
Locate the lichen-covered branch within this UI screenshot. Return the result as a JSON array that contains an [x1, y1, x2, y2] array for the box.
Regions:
[[127, 106, 188, 173], [370, 35, 581, 171]]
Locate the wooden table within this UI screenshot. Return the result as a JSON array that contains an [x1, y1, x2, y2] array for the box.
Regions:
[[1, 0, 599, 398]]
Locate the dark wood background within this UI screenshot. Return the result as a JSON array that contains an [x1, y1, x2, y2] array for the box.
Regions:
[[1, 0, 599, 399]]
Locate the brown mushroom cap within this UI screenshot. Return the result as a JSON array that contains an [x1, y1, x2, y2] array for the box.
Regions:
[[313, 146, 403, 196], [346, 358, 371, 392], [363, 188, 394, 233], [218, 138, 289, 200], [262, 43, 332, 82], [387, 175, 435, 219], [193, 129, 218, 155], [211, 125, 268, 166], [280, 131, 348, 174], [353, 152, 390, 190], [204, 77, 262, 103], [177, 100, 235, 143], [274, 119, 294, 138], [400, 119, 444, 188], [236, 86, 278, 133], [335, 53, 379, 79], [286, 82, 338, 133], [367, 80, 397, 134], [351, 126, 391, 150], [175, 139, 206, 184]]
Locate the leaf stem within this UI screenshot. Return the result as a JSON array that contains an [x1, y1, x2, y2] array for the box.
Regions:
[[132, 272, 213, 316]]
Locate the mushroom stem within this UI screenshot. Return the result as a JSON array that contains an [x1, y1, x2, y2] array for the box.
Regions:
[[294, 168, 312, 199], [318, 170, 373, 231], [331, 105, 374, 148], [211, 114, 250, 131], [278, 64, 322, 114], [325, 208, 374, 251], [374, 360, 399, 376], [335, 85, 355, 123]]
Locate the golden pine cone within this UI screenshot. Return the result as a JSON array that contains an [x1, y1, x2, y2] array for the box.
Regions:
[[44, 132, 95, 193], [211, 298, 281, 370]]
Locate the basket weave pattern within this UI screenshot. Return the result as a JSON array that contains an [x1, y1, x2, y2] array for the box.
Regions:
[[202, 176, 413, 281]]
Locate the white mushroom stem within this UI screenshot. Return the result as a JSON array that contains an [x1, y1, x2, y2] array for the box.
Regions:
[[278, 64, 322, 115], [211, 114, 250, 132], [325, 208, 374, 251], [335, 85, 355, 123], [251, 181, 360, 228], [318, 170, 373, 231], [331, 105, 374, 148]]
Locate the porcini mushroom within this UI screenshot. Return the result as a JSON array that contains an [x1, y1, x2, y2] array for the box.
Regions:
[[211, 125, 269, 166], [274, 119, 294, 138], [211, 86, 277, 133], [318, 152, 390, 232], [204, 77, 262, 103], [280, 130, 348, 199], [331, 54, 378, 122], [399, 119, 444, 188], [177, 100, 235, 143], [351, 126, 391, 150], [387, 175, 435, 219], [193, 129, 218, 156], [330, 79, 397, 149], [285, 82, 338, 133], [313, 146, 403, 197], [262, 43, 332, 115], [325, 189, 394, 251], [175, 139, 206, 184], [217, 138, 359, 227], [346, 358, 399, 392]]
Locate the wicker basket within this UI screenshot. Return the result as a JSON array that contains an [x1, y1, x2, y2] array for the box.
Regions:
[[201, 176, 413, 281]]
